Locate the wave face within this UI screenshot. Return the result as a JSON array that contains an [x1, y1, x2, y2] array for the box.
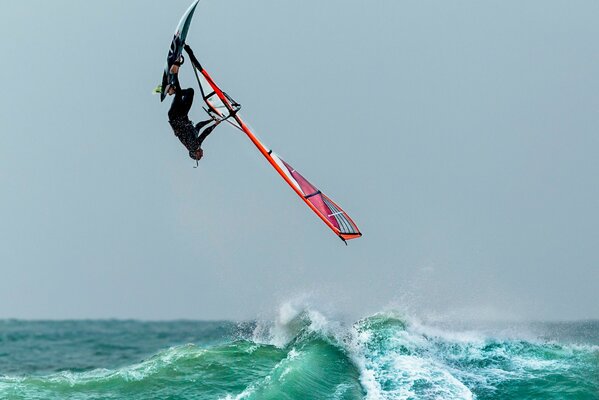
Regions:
[[1, 311, 598, 399]]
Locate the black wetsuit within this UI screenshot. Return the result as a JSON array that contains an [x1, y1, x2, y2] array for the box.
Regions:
[[168, 52, 217, 159]]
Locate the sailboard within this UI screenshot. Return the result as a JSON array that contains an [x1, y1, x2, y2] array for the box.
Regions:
[[159, 0, 200, 102], [162, 1, 362, 243]]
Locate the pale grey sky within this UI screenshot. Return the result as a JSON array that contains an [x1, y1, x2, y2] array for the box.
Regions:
[[0, 1, 597, 321]]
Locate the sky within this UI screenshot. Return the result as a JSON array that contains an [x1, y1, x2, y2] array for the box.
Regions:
[[0, 0, 597, 321]]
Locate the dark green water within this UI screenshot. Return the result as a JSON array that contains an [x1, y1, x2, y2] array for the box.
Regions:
[[1, 313, 598, 399]]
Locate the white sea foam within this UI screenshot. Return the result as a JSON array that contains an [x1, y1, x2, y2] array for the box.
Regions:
[[344, 313, 477, 400], [254, 304, 480, 399], [252, 299, 343, 348]]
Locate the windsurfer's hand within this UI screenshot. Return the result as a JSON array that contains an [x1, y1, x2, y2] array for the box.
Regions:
[[173, 54, 184, 66]]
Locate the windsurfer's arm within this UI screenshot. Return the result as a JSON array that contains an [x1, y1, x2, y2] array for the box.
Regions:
[[183, 44, 202, 70]]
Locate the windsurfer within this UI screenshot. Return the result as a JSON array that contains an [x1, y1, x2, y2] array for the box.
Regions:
[[166, 45, 219, 162]]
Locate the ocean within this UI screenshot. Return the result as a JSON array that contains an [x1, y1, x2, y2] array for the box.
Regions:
[[1, 308, 598, 399]]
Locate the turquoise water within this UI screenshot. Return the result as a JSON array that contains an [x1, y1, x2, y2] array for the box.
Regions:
[[1, 311, 598, 399]]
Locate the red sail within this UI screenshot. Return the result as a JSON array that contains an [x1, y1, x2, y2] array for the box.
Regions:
[[196, 66, 362, 242]]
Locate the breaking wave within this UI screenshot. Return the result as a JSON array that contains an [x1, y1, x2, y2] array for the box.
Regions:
[[1, 304, 597, 399]]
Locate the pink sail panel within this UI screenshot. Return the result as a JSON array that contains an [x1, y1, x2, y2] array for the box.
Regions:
[[280, 160, 361, 238]]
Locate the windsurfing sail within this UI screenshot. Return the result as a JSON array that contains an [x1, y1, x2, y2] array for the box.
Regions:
[[161, 1, 362, 243], [194, 65, 362, 242]]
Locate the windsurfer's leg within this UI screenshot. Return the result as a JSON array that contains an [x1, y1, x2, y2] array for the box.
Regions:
[[168, 88, 195, 120], [179, 88, 194, 116]]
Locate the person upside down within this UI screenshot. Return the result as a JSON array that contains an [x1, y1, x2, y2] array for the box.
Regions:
[[165, 44, 219, 164]]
